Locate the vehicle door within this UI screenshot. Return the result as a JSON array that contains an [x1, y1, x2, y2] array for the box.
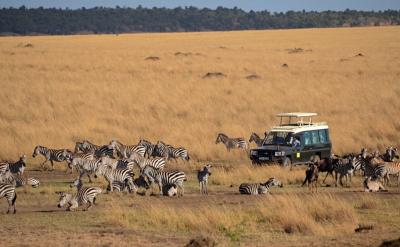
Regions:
[[299, 131, 315, 162]]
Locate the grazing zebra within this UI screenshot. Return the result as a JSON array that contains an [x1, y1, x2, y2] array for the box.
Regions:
[[167, 146, 190, 162], [0, 171, 39, 188], [142, 166, 186, 196], [249, 133, 264, 147], [129, 152, 166, 171], [57, 185, 102, 211], [216, 133, 248, 151], [381, 147, 399, 162], [109, 139, 146, 159], [32, 145, 72, 171], [70, 157, 103, 183], [239, 177, 283, 195], [95, 164, 135, 193], [382, 162, 400, 186], [0, 183, 17, 214], [106, 175, 150, 192], [154, 141, 172, 159], [80, 140, 114, 158], [302, 163, 319, 192], [138, 139, 156, 158], [198, 164, 212, 194], [333, 156, 354, 187]]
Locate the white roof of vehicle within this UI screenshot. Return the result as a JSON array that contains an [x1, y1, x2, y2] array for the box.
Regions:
[[271, 123, 328, 134], [276, 112, 318, 117]]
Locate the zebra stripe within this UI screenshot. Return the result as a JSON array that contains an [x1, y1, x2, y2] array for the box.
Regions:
[[0, 183, 17, 214], [32, 145, 71, 171], [129, 152, 166, 171], [81, 140, 114, 158], [333, 157, 354, 187], [216, 133, 248, 151], [0, 171, 39, 188], [239, 178, 283, 195], [382, 162, 400, 186], [352, 156, 386, 179], [138, 139, 156, 158], [249, 133, 264, 147], [0, 162, 9, 175], [198, 165, 212, 194], [142, 166, 186, 196], [4, 155, 27, 175], [381, 147, 399, 162], [101, 157, 135, 171], [70, 158, 102, 183], [95, 164, 135, 193], [109, 139, 146, 159], [167, 146, 190, 162], [58, 185, 102, 211], [106, 175, 150, 192], [154, 141, 171, 159]]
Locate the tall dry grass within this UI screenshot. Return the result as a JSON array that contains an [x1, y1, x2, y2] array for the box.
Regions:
[[103, 193, 358, 242], [0, 26, 399, 163]]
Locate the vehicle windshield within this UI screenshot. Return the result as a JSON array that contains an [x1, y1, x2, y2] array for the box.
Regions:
[[263, 131, 293, 146]]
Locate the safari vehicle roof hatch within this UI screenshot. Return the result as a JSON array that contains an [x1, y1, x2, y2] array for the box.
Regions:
[[276, 112, 318, 127]]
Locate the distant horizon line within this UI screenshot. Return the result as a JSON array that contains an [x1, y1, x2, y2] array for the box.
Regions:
[[2, 5, 400, 12]]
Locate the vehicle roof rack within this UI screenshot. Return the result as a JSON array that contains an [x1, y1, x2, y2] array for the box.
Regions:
[[277, 112, 318, 126]]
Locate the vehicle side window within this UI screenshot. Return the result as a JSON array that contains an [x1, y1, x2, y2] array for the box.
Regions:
[[311, 130, 320, 144], [303, 131, 311, 145], [319, 129, 328, 143]]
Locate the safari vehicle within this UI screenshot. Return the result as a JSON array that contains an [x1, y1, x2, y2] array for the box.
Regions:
[[249, 113, 332, 166]]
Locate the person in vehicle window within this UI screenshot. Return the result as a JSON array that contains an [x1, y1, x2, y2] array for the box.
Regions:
[[292, 136, 301, 150]]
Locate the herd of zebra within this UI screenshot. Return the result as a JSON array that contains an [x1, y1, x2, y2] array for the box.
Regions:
[[0, 135, 399, 214], [303, 146, 400, 192]]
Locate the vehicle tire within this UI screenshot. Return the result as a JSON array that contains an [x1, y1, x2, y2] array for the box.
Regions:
[[282, 157, 292, 167]]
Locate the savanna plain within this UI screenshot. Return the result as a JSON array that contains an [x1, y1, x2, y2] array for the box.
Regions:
[[0, 26, 400, 246]]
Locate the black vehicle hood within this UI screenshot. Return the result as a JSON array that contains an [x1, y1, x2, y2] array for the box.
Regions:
[[251, 145, 292, 151]]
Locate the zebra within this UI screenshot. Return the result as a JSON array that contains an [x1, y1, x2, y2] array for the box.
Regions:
[[58, 183, 102, 211], [65, 151, 95, 173], [109, 139, 146, 159], [95, 164, 135, 193], [167, 146, 190, 162], [381, 147, 399, 162], [249, 133, 264, 147], [81, 140, 115, 158], [154, 141, 172, 159], [155, 141, 189, 162], [352, 155, 387, 180], [0, 171, 39, 188], [198, 164, 212, 194], [382, 162, 400, 186], [0, 162, 9, 175], [129, 152, 166, 171], [333, 156, 354, 187], [216, 133, 248, 151], [142, 166, 186, 196], [239, 177, 283, 195], [0, 183, 17, 214], [106, 175, 150, 192], [70, 157, 103, 183], [4, 154, 27, 175], [364, 177, 387, 192], [101, 156, 135, 171], [138, 139, 156, 158], [74, 141, 85, 153], [32, 145, 72, 171]]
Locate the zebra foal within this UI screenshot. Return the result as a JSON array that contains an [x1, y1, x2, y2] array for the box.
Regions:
[[239, 178, 283, 195], [198, 164, 212, 194]]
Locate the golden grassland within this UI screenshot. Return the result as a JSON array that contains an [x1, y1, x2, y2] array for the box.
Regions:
[[0, 26, 400, 162], [1, 164, 400, 246], [1, 26, 400, 246]]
